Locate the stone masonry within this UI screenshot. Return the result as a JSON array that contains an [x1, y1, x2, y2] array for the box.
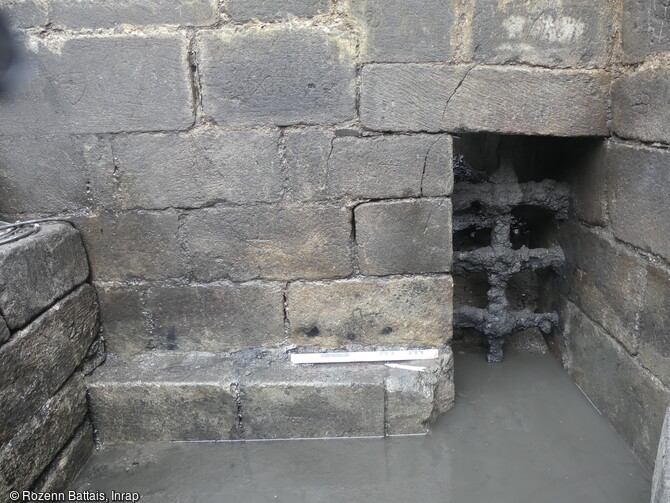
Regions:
[[0, 223, 102, 497], [0, 0, 669, 482]]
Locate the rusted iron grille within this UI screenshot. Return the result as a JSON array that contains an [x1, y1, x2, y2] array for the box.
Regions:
[[453, 156, 569, 362]]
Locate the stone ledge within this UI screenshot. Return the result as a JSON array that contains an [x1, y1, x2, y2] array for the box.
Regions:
[[87, 347, 454, 443], [360, 64, 610, 136]]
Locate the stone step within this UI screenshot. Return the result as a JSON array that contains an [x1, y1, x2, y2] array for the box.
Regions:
[[86, 347, 454, 444]]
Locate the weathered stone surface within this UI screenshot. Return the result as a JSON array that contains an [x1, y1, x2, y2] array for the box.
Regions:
[[0, 316, 8, 346], [31, 420, 94, 494], [0, 35, 193, 134], [607, 142, 670, 262], [197, 26, 356, 126], [0, 284, 99, 445], [89, 384, 239, 444], [185, 204, 352, 282], [560, 223, 645, 354], [385, 349, 454, 435], [287, 276, 453, 347], [242, 381, 385, 439], [565, 301, 670, 468], [350, 0, 455, 63], [0, 0, 48, 28], [0, 134, 110, 214], [612, 66, 670, 143], [471, 0, 613, 67], [96, 284, 146, 356], [51, 0, 218, 28], [356, 199, 452, 276], [0, 373, 87, 492], [108, 129, 281, 210], [0, 223, 89, 329], [567, 140, 609, 226], [360, 64, 610, 136], [652, 406, 670, 503], [284, 132, 453, 200], [622, 0, 670, 62], [227, 0, 329, 21], [143, 283, 285, 353], [78, 212, 185, 281], [640, 266, 670, 388]]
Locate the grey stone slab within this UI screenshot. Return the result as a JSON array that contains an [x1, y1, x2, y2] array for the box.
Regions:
[[197, 26, 356, 126], [31, 420, 94, 493], [607, 142, 670, 262], [0, 373, 87, 492], [0, 316, 8, 345], [89, 383, 240, 444], [185, 204, 352, 282], [612, 66, 670, 144], [355, 199, 452, 276], [350, 0, 455, 63], [360, 64, 610, 136], [565, 301, 670, 469], [0, 222, 89, 329], [0, 0, 47, 28], [0, 284, 99, 445], [471, 0, 614, 67], [227, 0, 329, 21], [50, 0, 218, 28], [95, 284, 147, 356], [622, 0, 670, 62], [560, 222, 645, 354], [0, 134, 111, 214], [385, 349, 454, 435], [284, 132, 453, 201], [108, 129, 282, 210], [242, 381, 385, 439], [653, 407, 670, 503], [77, 212, 185, 281], [640, 266, 670, 388], [0, 35, 193, 134], [143, 282, 285, 352], [287, 276, 453, 347]]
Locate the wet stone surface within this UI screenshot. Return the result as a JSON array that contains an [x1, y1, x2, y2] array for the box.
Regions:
[[72, 351, 651, 503]]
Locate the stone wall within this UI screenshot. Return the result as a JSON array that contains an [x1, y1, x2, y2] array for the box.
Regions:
[[0, 0, 668, 472], [552, 1, 670, 470], [0, 223, 102, 496]]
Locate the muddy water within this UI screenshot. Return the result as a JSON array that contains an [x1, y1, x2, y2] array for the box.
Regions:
[[73, 350, 651, 502]]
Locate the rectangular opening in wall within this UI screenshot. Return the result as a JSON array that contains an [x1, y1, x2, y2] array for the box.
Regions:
[[451, 133, 601, 362]]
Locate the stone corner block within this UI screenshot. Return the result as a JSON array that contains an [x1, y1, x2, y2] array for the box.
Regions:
[[385, 348, 454, 435], [197, 26, 356, 126], [0, 222, 89, 329], [356, 198, 452, 276], [287, 276, 453, 347]]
